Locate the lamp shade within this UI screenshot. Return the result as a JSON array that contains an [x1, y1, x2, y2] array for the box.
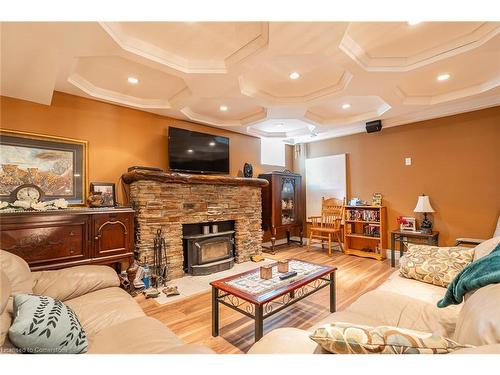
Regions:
[[414, 195, 435, 213]]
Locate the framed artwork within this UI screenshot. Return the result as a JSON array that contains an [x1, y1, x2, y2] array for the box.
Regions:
[[0, 129, 88, 205], [400, 216, 417, 232], [90, 182, 116, 207]]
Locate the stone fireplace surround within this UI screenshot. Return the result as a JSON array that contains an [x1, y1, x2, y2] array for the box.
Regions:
[[122, 169, 269, 279]]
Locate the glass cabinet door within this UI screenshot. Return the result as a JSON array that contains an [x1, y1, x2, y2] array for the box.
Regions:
[[280, 178, 295, 225]]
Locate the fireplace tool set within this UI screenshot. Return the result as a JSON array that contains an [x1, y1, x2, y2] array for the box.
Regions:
[[152, 228, 167, 288], [142, 228, 180, 299]]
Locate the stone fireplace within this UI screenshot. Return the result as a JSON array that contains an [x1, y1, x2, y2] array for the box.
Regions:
[[122, 169, 268, 279]]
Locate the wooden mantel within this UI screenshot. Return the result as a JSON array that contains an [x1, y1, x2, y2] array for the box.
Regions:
[[122, 169, 269, 188]]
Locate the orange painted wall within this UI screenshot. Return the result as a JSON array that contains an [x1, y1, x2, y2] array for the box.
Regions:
[[0, 92, 292, 204], [298, 106, 500, 246]]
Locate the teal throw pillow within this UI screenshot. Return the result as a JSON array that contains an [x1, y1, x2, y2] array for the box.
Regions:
[[8, 294, 88, 354]]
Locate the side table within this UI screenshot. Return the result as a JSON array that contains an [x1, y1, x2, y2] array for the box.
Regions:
[[390, 230, 439, 267]]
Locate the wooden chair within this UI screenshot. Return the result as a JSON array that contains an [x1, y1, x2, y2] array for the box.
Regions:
[[308, 197, 345, 256]]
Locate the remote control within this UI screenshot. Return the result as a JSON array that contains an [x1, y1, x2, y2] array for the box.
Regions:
[[279, 271, 298, 280]]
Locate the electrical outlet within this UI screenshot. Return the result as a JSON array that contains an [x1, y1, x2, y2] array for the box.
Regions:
[[405, 157, 412, 166]]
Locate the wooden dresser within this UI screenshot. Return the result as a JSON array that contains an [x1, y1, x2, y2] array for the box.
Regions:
[[0, 207, 135, 271]]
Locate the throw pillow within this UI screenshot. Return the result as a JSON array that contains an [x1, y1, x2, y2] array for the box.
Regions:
[[399, 245, 474, 288], [310, 322, 471, 354], [8, 294, 88, 354]]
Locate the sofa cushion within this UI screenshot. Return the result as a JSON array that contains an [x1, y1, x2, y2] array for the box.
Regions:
[[1, 271, 11, 315], [453, 283, 500, 346], [451, 344, 500, 354], [400, 245, 474, 288], [324, 290, 460, 337], [0, 250, 33, 295], [310, 309, 399, 334], [32, 265, 119, 302], [247, 327, 322, 354], [87, 317, 183, 354], [473, 236, 500, 261], [65, 287, 144, 337], [0, 309, 12, 348], [377, 271, 448, 305], [9, 294, 88, 354], [310, 322, 470, 354]]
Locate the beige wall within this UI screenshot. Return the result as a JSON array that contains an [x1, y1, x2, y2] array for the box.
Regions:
[[297, 106, 500, 246], [0, 92, 292, 204]]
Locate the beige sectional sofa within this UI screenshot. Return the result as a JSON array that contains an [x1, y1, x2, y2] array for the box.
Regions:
[[0, 250, 213, 354], [249, 237, 500, 354]]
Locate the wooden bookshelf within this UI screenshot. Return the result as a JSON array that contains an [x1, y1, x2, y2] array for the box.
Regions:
[[343, 205, 387, 261]]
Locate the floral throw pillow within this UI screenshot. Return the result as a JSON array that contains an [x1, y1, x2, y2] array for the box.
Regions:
[[310, 322, 471, 354], [8, 294, 88, 354], [400, 245, 474, 288]]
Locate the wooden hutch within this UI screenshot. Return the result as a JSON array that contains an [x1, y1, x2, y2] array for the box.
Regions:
[[259, 171, 303, 253], [343, 205, 387, 261]]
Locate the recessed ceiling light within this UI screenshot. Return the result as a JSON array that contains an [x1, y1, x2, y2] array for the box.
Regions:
[[342, 103, 351, 110], [437, 73, 450, 81], [289, 72, 300, 80], [209, 141, 216, 147], [407, 21, 421, 26], [187, 149, 194, 153], [219, 105, 228, 112], [127, 76, 139, 84]]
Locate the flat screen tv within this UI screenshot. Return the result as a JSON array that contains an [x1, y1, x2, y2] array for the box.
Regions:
[[168, 127, 230, 174]]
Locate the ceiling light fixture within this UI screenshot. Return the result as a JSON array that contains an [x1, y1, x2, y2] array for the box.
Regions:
[[407, 21, 421, 26], [437, 73, 450, 81], [127, 76, 139, 84], [187, 149, 194, 153], [219, 105, 228, 112], [342, 103, 351, 110], [209, 141, 216, 147], [289, 72, 300, 80]]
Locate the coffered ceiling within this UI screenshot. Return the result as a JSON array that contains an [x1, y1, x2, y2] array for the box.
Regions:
[[1, 22, 499, 143]]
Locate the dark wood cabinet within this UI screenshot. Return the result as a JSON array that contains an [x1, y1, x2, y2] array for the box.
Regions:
[[0, 208, 134, 271], [259, 171, 303, 253]]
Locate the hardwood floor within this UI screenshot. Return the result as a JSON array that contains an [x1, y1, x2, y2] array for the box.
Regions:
[[136, 245, 394, 354]]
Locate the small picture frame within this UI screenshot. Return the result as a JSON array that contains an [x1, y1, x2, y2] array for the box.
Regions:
[[400, 216, 416, 232], [90, 182, 116, 207]]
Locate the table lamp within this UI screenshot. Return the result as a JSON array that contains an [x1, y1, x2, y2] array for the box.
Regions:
[[414, 194, 435, 234]]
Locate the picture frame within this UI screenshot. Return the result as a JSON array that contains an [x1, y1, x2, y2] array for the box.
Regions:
[[90, 182, 116, 207], [0, 129, 88, 205], [400, 216, 417, 232]]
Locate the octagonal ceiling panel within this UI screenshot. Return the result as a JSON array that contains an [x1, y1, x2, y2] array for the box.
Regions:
[[341, 22, 500, 71], [247, 119, 315, 138], [305, 95, 391, 125], [100, 22, 269, 74], [68, 56, 189, 109], [396, 37, 500, 105], [181, 96, 266, 127], [239, 54, 352, 104]]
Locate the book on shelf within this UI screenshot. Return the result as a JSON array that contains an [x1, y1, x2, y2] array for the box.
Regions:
[[346, 208, 380, 222]]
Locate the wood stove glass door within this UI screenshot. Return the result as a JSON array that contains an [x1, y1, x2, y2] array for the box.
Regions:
[[196, 236, 233, 265]]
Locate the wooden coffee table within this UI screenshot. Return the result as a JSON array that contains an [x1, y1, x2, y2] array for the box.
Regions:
[[210, 259, 337, 342]]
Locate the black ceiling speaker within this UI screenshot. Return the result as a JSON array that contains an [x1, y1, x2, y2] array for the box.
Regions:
[[366, 120, 382, 133]]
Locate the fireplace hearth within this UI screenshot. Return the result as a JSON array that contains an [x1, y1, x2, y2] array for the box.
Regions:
[[183, 221, 235, 275]]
